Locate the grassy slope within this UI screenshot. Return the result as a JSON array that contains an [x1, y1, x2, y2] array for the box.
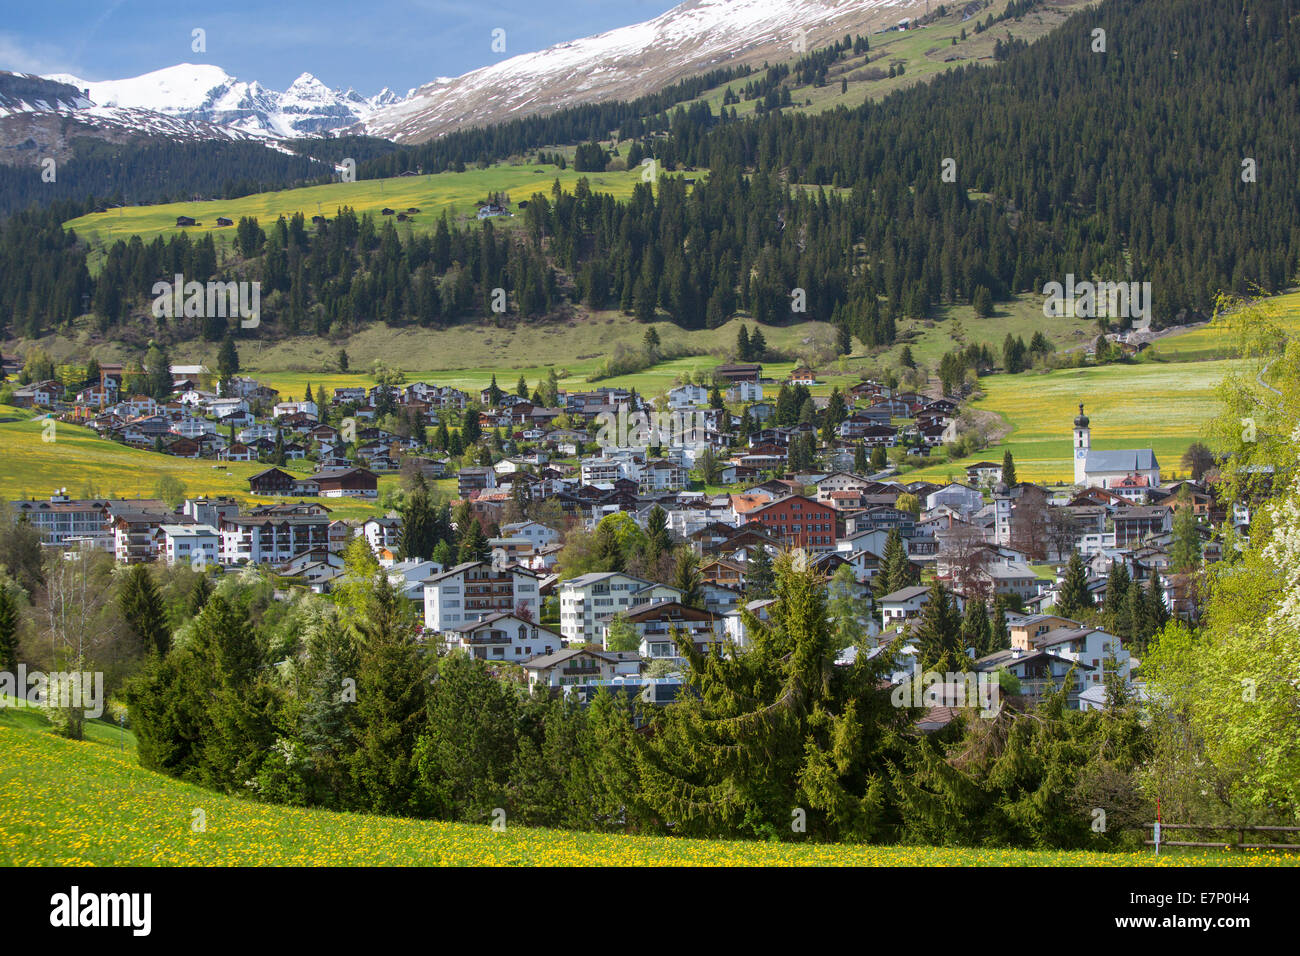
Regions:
[[64, 162, 651, 255], [906, 359, 1236, 484], [1, 722, 1290, 867], [687, 0, 1097, 121], [0, 404, 396, 520]]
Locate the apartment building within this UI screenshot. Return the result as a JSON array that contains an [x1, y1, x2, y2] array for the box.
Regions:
[[422, 561, 540, 633], [219, 514, 332, 565], [559, 572, 684, 644]]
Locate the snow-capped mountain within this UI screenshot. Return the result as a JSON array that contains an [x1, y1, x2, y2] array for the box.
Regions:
[[364, 0, 927, 142], [42, 63, 396, 139], [0, 71, 259, 163]]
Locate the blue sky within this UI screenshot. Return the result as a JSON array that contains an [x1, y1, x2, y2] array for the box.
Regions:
[[0, 0, 680, 94]]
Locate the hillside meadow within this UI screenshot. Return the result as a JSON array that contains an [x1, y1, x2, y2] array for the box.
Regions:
[[63, 161, 653, 254], [906, 360, 1236, 485], [1, 723, 1292, 867], [0, 404, 397, 520]]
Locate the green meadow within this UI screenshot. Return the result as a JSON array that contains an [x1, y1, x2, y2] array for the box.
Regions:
[[2, 720, 1291, 867], [907, 359, 1237, 485], [64, 161, 652, 252], [0, 404, 397, 519]]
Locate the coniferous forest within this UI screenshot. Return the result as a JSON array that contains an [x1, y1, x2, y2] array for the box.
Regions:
[[1, 0, 1297, 345]]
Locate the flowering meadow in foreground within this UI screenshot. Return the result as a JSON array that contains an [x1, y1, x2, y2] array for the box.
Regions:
[[1, 727, 1296, 868]]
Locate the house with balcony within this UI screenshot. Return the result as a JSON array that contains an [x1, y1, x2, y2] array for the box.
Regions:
[[559, 572, 684, 644], [112, 511, 173, 563], [975, 647, 1096, 708], [219, 514, 332, 565], [445, 612, 562, 662], [154, 524, 220, 567], [422, 561, 541, 633], [11, 495, 112, 544], [522, 647, 626, 689], [603, 600, 721, 662]]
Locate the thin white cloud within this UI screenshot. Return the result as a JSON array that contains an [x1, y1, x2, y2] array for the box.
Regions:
[[0, 32, 87, 77]]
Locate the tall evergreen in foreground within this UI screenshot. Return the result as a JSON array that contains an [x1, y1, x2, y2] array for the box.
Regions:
[[636, 553, 911, 841], [118, 564, 170, 657]]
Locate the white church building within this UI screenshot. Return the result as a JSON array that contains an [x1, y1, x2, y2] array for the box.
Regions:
[[1072, 404, 1161, 489]]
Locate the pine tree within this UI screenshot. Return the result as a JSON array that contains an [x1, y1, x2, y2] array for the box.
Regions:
[[961, 598, 992, 657], [746, 546, 774, 599], [1103, 562, 1131, 637], [118, 563, 170, 657], [1001, 449, 1017, 486], [1056, 551, 1093, 618], [737, 324, 751, 360], [915, 581, 965, 672], [399, 474, 437, 560], [0, 584, 18, 671]]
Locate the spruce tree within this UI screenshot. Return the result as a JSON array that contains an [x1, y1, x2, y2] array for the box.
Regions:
[[989, 596, 1011, 651], [636, 552, 909, 840], [399, 475, 437, 560], [118, 563, 170, 657], [1103, 562, 1131, 637], [745, 546, 774, 599], [0, 584, 18, 671], [1056, 551, 1093, 618], [915, 581, 965, 672], [961, 598, 992, 657], [1001, 449, 1017, 486]]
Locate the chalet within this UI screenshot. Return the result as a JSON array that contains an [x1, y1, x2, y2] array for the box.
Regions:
[[175, 216, 197, 227], [714, 362, 763, 383], [10, 380, 62, 408], [788, 366, 818, 386], [215, 217, 233, 227], [522, 647, 623, 689], [476, 203, 508, 219], [247, 467, 297, 495], [381, 208, 395, 215], [447, 613, 562, 662], [311, 466, 378, 498]]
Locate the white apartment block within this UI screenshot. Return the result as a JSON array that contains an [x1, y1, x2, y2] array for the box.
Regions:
[[558, 572, 684, 644], [423, 561, 540, 633], [219, 515, 332, 565], [155, 524, 220, 567]]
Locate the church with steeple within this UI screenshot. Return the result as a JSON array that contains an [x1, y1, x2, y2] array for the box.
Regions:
[[1072, 403, 1161, 489]]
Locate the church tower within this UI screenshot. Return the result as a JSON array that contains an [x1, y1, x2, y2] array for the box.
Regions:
[[1073, 403, 1091, 486], [992, 481, 1013, 547]]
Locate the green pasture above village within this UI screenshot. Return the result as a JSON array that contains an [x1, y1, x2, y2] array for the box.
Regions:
[[62, 161, 666, 259]]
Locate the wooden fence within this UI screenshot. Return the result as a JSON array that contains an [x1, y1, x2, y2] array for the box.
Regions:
[[1144, 823, 1300, 851]]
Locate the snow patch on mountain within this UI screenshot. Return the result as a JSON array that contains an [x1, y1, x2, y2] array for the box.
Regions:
[[365, 0, 925, 142], [42, 64, 395, 139]]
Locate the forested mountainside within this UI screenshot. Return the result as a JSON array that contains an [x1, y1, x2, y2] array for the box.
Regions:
[[0, 137, 335, 215], [2, 0, 1296, 347]]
